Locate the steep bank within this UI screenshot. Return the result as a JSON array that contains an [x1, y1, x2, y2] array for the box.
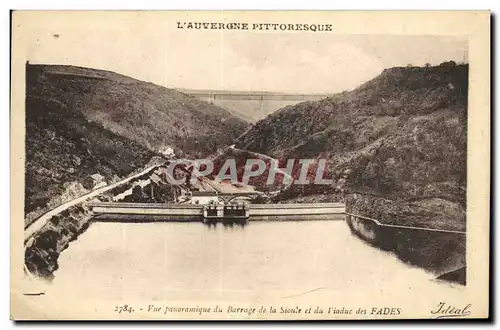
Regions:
[[235, 62, 467, 231], [25, 64, 248, 222], [345, 214, 465, 283]]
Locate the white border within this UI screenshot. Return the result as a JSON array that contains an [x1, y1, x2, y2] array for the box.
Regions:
[[3, 1, 497, 329]]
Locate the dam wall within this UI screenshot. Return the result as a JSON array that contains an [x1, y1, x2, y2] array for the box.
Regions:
[[250, 203, 345, 221], [90, 202, 203, 222], [89, 202, 345, 222]]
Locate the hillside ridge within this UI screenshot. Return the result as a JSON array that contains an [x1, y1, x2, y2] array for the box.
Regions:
[[27, 64, 249, 155], [25, 63, 248, 221], [235, 61, 468, 231]]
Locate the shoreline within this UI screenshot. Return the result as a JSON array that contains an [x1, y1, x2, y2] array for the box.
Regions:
[[24, 164, 162, 279], [345, 213, 466, 285]]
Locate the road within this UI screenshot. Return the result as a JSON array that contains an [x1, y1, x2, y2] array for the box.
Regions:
[[24, 164, 162, 242], [24, 146, 293, 241], [230, 146, 294, 191]]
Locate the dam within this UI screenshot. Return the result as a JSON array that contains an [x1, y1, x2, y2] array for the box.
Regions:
[[23, 166, 466, 309], [89, 201, 346, 222], [86, 199, 465, 282]]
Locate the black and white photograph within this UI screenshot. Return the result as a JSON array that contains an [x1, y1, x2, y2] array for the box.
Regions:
[[10, 11, 490, 320]]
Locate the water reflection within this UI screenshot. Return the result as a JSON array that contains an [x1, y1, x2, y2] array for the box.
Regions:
[[203, 220, 248, 229], [48, 220, 462, 302]]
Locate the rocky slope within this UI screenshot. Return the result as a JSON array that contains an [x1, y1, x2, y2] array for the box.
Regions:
[[25, 64, 248, 223], [24, 165, 165, 278], [236, 62, 468, 231]]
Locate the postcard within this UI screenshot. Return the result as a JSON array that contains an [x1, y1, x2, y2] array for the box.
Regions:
[[10, 10, 490, 320]]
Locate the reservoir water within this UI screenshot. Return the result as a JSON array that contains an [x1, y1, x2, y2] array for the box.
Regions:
[[43, 219, 463, 304]]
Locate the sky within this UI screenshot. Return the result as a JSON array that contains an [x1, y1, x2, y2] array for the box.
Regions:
[[18, 12, 469, 94]]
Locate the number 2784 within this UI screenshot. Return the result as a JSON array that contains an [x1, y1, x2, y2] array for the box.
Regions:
[[114, 304, 134, 314]]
